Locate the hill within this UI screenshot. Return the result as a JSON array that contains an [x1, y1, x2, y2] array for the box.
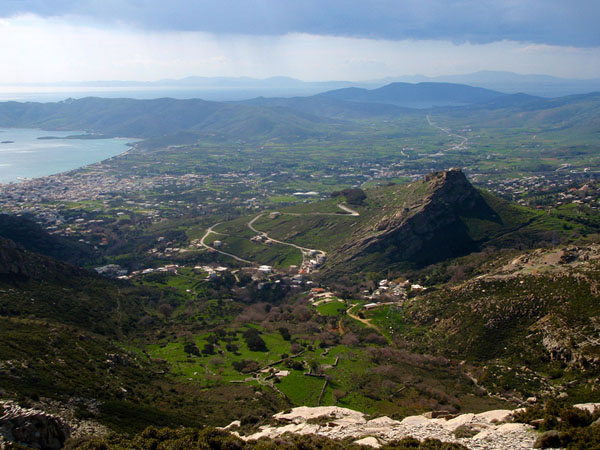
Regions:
[[0, 214, 96, 266], [318, 82, 507, 108], [442, 92, 600, 134], [0, 97, 341, 140], [242, 169, 581, 277], [239, 95, 413, 119], [0, 234, 154, 335]]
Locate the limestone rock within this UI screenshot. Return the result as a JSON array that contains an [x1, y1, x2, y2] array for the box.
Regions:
[[0, 401, 70, 450], [354, 436, 381, 448], [573, 403, 600, 414], [241, 405, 537, 450]]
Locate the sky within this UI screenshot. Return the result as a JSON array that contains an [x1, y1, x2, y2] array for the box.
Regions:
[[0, 0, 599, 83]]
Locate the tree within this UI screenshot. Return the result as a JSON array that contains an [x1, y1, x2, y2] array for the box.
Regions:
[[243, 328, 268, 352], [183, 342, 200, 356], [202, 343, 215, 355], [278, 326, 291, 341]]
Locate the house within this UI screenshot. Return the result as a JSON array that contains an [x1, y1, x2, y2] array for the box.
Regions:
[[411, 284, 425, 292]]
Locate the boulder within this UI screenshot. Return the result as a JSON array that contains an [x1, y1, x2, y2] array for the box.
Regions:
[[573, 403, 600, 414], [353, 436, 381, 448], [0, 402, 70, 450]]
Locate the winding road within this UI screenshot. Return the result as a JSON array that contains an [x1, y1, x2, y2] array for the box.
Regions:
[[199, 222, 252, 264], [427, 115, 469, 152], [200, 203, 360, 269]]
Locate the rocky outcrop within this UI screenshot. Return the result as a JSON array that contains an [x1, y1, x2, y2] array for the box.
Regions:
[[230, 406, 538, 450], [336, 169, 499, 269], [0, 401, 70, 449]]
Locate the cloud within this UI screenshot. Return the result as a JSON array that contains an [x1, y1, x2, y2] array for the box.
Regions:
[[0, 0, 598, 47], [0, 15, 599, 83]]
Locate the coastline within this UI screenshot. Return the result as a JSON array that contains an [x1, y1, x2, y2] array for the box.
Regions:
[[0, 128, 140, 185]]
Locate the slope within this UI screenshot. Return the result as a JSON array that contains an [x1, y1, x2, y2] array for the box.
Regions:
[[442, 92, 600, 134], [379, 244, 600, 402], [0, 213, 96, 266]]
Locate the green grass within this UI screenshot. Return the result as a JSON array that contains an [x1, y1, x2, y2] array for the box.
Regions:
[[316, 300, 346, 316], [277, 370, 324, 405]]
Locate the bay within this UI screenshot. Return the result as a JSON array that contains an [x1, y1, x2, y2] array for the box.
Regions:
[[0, 128, 135, 184]]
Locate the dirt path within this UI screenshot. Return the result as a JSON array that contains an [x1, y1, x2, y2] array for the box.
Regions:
[[247, 203, 359, 271], [346, 305, 381, 332], [201, 202, 359, 268], [200, 222, 252, 264]]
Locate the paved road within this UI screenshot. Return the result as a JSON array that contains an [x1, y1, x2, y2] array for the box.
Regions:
[[427, 115, 469, 151]]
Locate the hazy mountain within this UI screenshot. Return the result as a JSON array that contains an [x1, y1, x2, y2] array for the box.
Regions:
[[0, 86, 598, 141], [317, 82, 507, 108], [383, 71, 600, 98], [238, 95, 413, 119], [4, 72, 600, 103]]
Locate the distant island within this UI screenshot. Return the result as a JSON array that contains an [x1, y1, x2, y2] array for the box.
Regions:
[[38, 134, 110, 140], [1, 140, 14, 144]]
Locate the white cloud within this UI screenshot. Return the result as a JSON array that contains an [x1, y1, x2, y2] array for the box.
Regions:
[[0, 15, 599, 83]]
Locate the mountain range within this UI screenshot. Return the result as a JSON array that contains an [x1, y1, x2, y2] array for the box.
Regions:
[[5, 71, 600, 99], [0, 82, 599, 140]]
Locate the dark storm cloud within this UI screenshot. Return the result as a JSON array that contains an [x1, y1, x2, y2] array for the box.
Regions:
[[2, 0, 598, 47]]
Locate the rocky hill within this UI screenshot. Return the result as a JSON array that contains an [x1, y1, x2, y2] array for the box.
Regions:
[[336, 169, 496, 268], [314, 169, 575, 275]]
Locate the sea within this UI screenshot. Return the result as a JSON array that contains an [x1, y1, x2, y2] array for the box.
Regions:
[[0, 128, 135, 184]]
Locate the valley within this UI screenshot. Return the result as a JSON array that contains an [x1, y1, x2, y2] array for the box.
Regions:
[[0, 83, 599, 449]]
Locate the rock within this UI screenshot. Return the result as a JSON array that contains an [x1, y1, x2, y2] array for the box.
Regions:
[[354, 436, 381, 448], [441, 413, 475, 430], [527, 396, 538, 404], [242, 405, 538, 450], [573, 403, 600, 414], [0, 401, 70, 450], [223, 420, 241, 430], [400, 415, 430, 426], [530, 419, 545, 429], [366, 416, 398, 428]]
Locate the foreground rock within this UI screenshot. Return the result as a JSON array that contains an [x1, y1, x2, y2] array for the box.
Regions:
[[232, 406, 537, 450], [0, 401, 70, 449]]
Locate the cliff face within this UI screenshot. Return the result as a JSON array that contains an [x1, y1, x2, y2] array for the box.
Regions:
[[337, 169, 500, 269]]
